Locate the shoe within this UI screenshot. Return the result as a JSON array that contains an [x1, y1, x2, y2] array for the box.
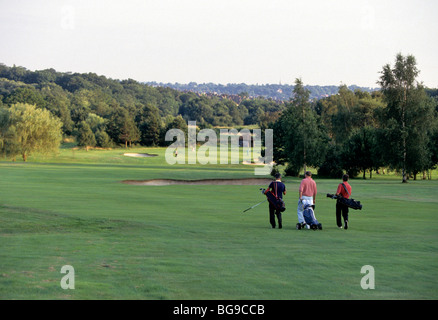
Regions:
[[296, 223, 301, 230], [338, 226, 343, 229], [279, 224, 282, 229], [344, 220, 348, 230]]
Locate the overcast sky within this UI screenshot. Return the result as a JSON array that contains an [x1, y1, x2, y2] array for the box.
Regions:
[[1, 0, 437, 87]]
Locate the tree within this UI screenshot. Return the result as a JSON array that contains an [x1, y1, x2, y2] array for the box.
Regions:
[[330, 85, 359, 144], [212, 101, 233, 126], [4, 87, 45, 107], [317, 143, 344, 178], [77, 121, 96, 151], [1, 103, 62, 161], [119, 117, 140, 148], [39, 83, 74, 135], [0, 108, 21, 159], [425, 125, 438, 179], [282, 78, 327, 175], [378, 53, 435, 182], [136, 104, 162, 146], [106, 107, 139, 147], [228, 102, 247, 126], [342, 126, 381, 179], [179, 97, 214, 125], [161, 115, 188, 146], [85, 113, 106, 133]]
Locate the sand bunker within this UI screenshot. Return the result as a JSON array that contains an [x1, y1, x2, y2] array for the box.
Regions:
[[121, 178, 273, 186], [123, 153, 158, 157]]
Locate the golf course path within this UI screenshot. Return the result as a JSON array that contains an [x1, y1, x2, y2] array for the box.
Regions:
[[121, 178, 273, 186]]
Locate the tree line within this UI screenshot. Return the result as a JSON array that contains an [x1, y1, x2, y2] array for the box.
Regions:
[[0, 53, 437, 182], [271, 54, 438, 182], [0, 63, 285, 155]]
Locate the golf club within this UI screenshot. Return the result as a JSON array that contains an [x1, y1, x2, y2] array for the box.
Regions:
[[243, 199, 267, 213]]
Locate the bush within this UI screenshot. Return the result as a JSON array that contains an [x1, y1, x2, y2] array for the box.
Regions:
[[95, 130, 113, 148], [284, 164, 300, 177], [270, 165, 280, 178]]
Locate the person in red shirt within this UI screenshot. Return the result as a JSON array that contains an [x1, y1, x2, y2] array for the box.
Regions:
[[336, 174, 352, 229]]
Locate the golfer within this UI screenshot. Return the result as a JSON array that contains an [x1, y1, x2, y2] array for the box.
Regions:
[[297, 171, 317, 229], [335, 174, 352, 229], [264, 173, 286, 229]]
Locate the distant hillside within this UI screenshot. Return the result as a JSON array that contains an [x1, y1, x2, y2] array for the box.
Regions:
[[146, 82, 378, 101]]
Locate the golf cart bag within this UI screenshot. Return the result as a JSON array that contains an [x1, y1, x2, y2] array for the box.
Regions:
[[303, 204, 322, 230]]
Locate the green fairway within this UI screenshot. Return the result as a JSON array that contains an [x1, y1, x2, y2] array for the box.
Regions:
[[1, 147, 437, 299]]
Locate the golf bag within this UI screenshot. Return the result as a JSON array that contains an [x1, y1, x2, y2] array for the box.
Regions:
[[302, 204, 322, 230], [327, 193, 362, 210], [261, 183, 286, 212], [338, 197, 362, 210]]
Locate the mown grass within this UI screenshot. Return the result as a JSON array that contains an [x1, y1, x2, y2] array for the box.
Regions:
[[0, 147, 437, 299]]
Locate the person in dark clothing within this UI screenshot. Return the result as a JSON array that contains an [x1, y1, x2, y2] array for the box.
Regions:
[[264, 173, 286, 229], [335, 174, 352, 229]]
